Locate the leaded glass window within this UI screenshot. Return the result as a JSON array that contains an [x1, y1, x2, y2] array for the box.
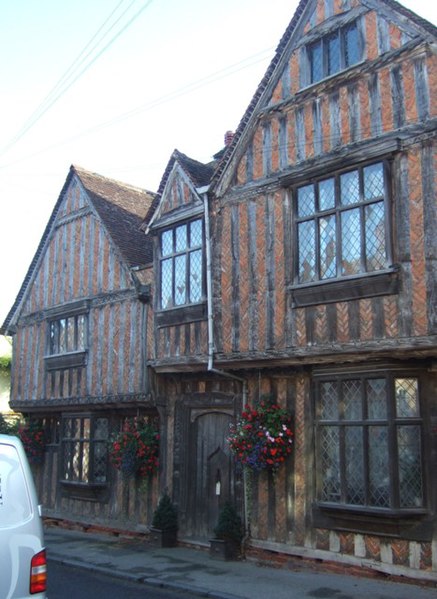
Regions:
[[295, 161, 389, 284], [159, 219, 204, 309], [62, 415, 109, 484], [307, 21, 360, 85], [316, 374, 424, 511], [49, 314, 87, 355]]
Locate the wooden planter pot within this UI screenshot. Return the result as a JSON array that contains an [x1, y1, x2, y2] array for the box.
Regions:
[[209, 538, 240, 561], [149, 527, 178, 548]]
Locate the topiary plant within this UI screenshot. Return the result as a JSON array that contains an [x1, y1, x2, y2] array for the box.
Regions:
[[151, 493, 178, 531], [213, 501, 243, 544]]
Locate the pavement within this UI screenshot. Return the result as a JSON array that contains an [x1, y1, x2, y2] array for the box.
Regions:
[[44, 525, 437, 599]]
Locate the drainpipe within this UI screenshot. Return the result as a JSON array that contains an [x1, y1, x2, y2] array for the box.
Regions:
[[199, 187, 246, 389], [200, 186, 250, 545]]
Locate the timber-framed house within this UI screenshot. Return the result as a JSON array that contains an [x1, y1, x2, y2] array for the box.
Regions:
[[202, 0, 437, 580], [1, 165, 160, 528], [2, 0, 437, 583], [147, 0, 437, 580]]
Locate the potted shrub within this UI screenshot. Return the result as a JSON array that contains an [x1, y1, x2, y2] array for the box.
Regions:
[[210, 501, 243, 560], [150, 493, 178, 547]]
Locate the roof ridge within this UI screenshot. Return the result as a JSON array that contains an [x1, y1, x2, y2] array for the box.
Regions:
[[72, 164, 156, 196]]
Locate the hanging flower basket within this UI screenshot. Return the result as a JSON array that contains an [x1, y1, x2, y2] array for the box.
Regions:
[[228, 398, 293, 474], [109, 418, 159, 479], [18, 420, 46, 465]]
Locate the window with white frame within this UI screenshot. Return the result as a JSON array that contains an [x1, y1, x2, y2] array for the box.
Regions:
[[295, 161, 390, 285], [315, 373, 424, 512], [159, 219, 204, 309], [307, 20, 360, 85]]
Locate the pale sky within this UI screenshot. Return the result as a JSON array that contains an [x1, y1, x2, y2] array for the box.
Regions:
[[0, 0, 435, 326]]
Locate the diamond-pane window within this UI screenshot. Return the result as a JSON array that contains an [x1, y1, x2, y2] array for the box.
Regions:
[[174, 255, 187, 305], [396, 379, 419, 417], [341, 208, 361, 275], [398, 426, 423, 507], [345, 23, 360, 67], [297, 184, 315, 217], [368, 426, 389, 507], [307, 21, 360, 85], [343, 380, 361, 420], [298, 220, 316, 283], [364, 163, 384, 199], [190, 250, 202, 303], [161, 230, 173, 256], [176, 224, 187, 252], [345, 426, 364, 504], [367, 379, 387, 419], [340, 171, 360, 205], [319, 178, 335, 211], [62, 416, 109, 485], [320, 381, 339, 420], [161, 259, 173, 309], [365, 201, 386, 270], [316, 374, 424, 512], [190, 220, 202, 247], [309, 40, 323, 83], [320, 426, 341, 502], [327, 32, 340, 75], [295, 162, 388, 284], [49, 314, 87, 356], [319, 215, 336, 279], [159, 219, 204, 309]]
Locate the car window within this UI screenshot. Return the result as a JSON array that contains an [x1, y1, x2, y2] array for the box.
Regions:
[[0, 443, 32, 527]]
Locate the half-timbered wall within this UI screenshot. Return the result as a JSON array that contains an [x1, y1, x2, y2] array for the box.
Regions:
[[151, 162, 209, 367], [208, 0, 437, 581], [11, 177, 148, 404], [9, 172, 158, 531], [243, 371, 437, 579], [214, 0, 437, 362]]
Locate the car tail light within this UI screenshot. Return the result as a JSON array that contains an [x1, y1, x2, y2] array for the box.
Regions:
[[30, 549, 47, 594]]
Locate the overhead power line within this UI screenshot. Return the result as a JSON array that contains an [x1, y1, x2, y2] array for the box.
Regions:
[[1, 47, 275, 169], [0, 0, 154, 158]]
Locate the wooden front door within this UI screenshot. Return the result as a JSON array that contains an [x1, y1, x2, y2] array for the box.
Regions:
[[186, 410, 234, 539]]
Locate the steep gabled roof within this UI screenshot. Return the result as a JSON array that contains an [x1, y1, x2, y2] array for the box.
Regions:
[[143, 149, 216, 230], [210, 0, 437, 193], [157, 149, 215, 196], [1, 165, 156, 335], [75, 166, 156, 267]]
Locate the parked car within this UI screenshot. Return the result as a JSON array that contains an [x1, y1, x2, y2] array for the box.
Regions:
[[0, 433, 47, 598]]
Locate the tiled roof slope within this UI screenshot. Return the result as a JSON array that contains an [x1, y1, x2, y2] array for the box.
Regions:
[[157, 149, 216, 196], [75, 166, 157, 267], [210, 0, 437, 191]]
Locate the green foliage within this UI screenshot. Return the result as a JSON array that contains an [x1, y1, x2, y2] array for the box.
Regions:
[[213, 501, 243, 543], [0, 354, 11, 372], [152, 493, 178, 531], [0, 413, 18, 435]]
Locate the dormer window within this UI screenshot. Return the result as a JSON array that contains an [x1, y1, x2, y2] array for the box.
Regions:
[[159, 218, 203, 310], [308, 21, 360, 84]]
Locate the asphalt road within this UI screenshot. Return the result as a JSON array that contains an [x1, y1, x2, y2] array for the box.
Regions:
[[47, 560, 199, 599]]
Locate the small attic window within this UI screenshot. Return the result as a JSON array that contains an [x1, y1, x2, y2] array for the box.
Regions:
[[307, 20, 361, 85]]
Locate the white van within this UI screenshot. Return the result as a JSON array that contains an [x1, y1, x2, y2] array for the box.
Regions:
[[0, 434, 47, 598]]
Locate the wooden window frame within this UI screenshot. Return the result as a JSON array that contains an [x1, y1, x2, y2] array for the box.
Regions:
[[60, 414, 109, 488], [291, 159, 396, 306], [307, 20, 361, 85], [45, 302, 89, 370], [157, 217, 206, 312], [314, 371, 426, 518]]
